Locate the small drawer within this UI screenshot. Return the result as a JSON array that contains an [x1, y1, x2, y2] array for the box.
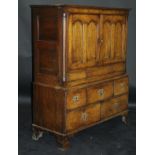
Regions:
[[66, 104, 100, 131], [66, 89, 86, 110], [114, 77, 128, 96], [101, 95, 128, 119], [87, 82, 113, 104]]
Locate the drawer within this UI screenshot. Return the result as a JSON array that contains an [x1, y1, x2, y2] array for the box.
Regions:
[[114, 77, 128, 96], [66, 89, 86, 110], [87, 82, 113, 104], [66, 104, 100, 131], [101, 95, 128, 119]]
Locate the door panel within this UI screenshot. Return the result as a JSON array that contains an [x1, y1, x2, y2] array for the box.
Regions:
[[72, 21, 83, 64], [86, 22, 98, 64], [68, 14, 100, 70], [99, 15, 127, 65]]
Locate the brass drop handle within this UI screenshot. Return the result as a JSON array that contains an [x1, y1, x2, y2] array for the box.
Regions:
[[81, 112, 88, 121], [98, 88, 104, 97], [72, 95, 79, 103]]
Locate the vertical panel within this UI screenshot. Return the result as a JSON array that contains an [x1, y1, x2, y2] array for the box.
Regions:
[[110, 23, 115, 59], [104, 22, 111, 59], [121, 23, 126, 60], [68, 15, 73, 69], [100, 22, 111, 62], [72, 21, 83, 63], [33, 84, 65, 133], [38, 16, 57, 40], [38, 47, 57, 74], [87, 22, 98, 62], [115, 22, 122, 58]]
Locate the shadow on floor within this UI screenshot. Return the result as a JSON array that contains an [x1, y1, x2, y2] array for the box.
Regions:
[[19, 102, 136, 155]]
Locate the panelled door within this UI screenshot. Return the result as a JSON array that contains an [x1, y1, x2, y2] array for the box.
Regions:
[[99, 15, 127, 65], [68, 14, 100, 70]]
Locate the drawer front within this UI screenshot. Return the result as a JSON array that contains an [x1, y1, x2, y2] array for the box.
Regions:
[[66, 89, 86, 110], [101, 95, 128, 119], [87, 82, 113, 104], [114, 77, 128, 96], [66, 104, 100, 131], [84, 103, 100, 125]]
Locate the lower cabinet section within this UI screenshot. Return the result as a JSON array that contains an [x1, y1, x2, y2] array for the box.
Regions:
[[66, 104, 100, 131], [101, 95, 128, 119], [32, 76, 129, 149]]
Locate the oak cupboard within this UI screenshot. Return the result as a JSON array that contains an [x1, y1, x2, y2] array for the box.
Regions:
[[31, 5, 129, 150]]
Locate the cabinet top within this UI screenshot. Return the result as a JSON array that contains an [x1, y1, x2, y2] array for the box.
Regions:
[[30, 4, 130, 11]]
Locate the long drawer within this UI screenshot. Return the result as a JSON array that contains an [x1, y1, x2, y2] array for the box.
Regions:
[[66, 103, 100, 131], [101, 95, 128, 119]]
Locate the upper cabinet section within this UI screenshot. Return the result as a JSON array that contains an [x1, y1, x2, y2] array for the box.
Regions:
[[67, 12, 128, 71], [31, 5, 129, 84], [68, 14, 100, 70]]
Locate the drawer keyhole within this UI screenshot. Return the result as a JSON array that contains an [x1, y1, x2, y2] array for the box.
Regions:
[[98, 89, 104, 97], [72, 95, 79, 103], [81, 112, 88, 121]]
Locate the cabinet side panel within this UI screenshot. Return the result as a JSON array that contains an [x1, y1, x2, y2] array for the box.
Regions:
[[33, 84, 65, 133], [32, 7, 61, 85]]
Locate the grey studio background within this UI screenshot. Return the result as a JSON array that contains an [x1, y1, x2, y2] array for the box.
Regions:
[[18, 1, 136, 155], [18, 0, 136, 105]]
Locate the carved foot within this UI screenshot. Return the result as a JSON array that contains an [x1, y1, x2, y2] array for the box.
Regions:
[[55, 135, 70, 151], [122, 113, 128, 125], [32, 127, 43, 141]]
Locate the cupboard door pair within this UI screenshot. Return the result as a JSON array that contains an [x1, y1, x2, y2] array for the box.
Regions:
[[67, 14, 127, 70]]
